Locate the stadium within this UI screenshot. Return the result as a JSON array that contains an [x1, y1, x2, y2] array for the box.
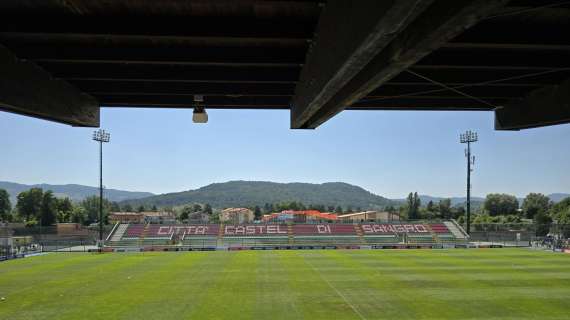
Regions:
[[2, 218, 570, 319], [1, 0, 570, 319], [105, 221, 468, 250]]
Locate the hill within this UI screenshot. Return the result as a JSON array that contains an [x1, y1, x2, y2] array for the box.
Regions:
[[0, 181, 154, 204], [121, 180, 394, 209], [415, 193, 569, 206], [417, 195, 485, 207], [548, 193, 570, 203]]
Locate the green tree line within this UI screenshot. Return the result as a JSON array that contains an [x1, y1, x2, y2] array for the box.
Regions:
[[0, 187, 164, 227]]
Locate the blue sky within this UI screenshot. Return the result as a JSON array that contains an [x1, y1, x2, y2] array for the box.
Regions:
[[1, 108, 569, 199]]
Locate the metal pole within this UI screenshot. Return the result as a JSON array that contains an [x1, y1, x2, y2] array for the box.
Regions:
[[93, 129, 110, 249], [99, 139, 103, 244], [460, 130, 477, 236], [466, 140, 471, 235]]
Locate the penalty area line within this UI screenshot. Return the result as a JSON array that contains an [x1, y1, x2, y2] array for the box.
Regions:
[[305, 259, 367, 320]]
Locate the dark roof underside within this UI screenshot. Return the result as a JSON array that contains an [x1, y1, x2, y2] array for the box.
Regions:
[[0, 0, 569, 121]]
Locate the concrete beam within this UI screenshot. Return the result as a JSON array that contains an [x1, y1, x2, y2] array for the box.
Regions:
[[495, 78, 570, 130], [291, 0, 433, 129], [0, 44, 99, 127], [291, 0, 508, 129]]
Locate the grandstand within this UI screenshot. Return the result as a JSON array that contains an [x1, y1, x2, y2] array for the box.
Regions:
[[106, 221, 468, 250]]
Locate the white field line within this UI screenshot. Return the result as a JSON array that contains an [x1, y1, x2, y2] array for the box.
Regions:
[[304, 259, 367, 320]]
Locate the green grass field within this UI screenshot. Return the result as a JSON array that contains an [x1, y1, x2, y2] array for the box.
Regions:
[[0, 249, 569, 319]]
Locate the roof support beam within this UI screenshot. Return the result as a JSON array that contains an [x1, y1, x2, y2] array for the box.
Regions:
[[290, 0, 433, 129], [495, 78, 570, 130], [0, 44, 99, 127], [291, 0, 508, 129]]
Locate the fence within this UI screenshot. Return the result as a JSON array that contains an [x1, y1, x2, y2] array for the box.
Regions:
[[2, 223, 569, 256]]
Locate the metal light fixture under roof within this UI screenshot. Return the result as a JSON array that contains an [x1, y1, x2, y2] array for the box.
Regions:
[[192, 95, 208, 124]]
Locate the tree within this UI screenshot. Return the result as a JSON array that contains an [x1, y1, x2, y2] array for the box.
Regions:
[[122, 204, 133, 212], [16, 188, 43, 222], [0, 189, 12, 222], [426, 201, 435, 213], [80, 196, 110, 225], [335, 206, 343, 214], [406, 192, 421, 220], [550, 197, 570, 218], [522, 193, 550, 219], [253, 206, 262, 220], [40, 191, 57, 226], [328, 206, 335, 212], [452, 206, 465, 220], [483, 193, 519, 216], [70, 206, 87, 225], [179, 206, 192, 222], [151, 205, 158, 211], [204, 203, 213, 215], [555, 210, 570, 238], [550, 197, 570, 238], [438, 199, 452, 219], [534, 211, 552, 237], [110, 201, 121, 212], [289, 201, 300, 211], [263, 203, 274, 213], [136, 205, 145, 213], [56, 197, 74, 223], [192, 204, 202, 212]]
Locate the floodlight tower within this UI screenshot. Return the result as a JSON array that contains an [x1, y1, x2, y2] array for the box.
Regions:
[[460, 130, 477, 235], [92, 129, 110, 245]]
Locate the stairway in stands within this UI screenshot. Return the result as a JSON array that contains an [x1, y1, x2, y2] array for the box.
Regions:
[[287, 224, 294, 245], [444, 220, 468, 240], [217, 223, 224, 247], [353, 225, 364, 244], [139, 223, 150, 245], [110, 223, 128, 242]]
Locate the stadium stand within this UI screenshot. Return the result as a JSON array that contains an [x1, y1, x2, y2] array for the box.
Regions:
[[172, 225, 220, 249], [106, 221, 466, 249], [360, 224, 402, 245], [221, 225, 289, 248], [292, 224, 362, 246], [430, 223, 458, 243], [443, 221, 469, 241]]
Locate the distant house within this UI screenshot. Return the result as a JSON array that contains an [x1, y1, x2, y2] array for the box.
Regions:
[[221, 208, 254, 224], [109, 211, 176, 224], [56, 223, 89, 236], [109, 212, 145, 224], [338, 211, 401, 222], [262, 210, 338, 223], [188, 212, 210, 224], [142, 211, 176, 224]]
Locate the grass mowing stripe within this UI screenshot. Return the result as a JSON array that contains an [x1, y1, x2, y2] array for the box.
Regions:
[[303, 253, 367, 320], [0, 248, 568, 319], [130, 252, 226, 318], [182, 251, 251, 319], [0, 253, 129, 300], [72, 253, 206, 320], [0, 253, 148, 319]]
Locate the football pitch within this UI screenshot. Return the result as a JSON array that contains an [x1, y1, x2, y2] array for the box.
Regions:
[[0, 249, 569, 320]]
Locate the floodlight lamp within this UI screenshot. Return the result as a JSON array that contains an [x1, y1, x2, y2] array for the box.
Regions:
[[460, 130, 478, 144], [193, 106, 208, 123], [92, 129, 110, 142], [192, 95, 208, 123]]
